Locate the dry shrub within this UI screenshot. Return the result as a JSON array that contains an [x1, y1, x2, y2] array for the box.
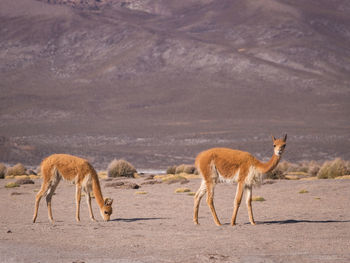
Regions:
[[107, 159, 137, 178], [175, 164, 196, 174], [305, 161, 321, 177], [0, 163, 7, 179], [166, 165, 177, 175], [6, 163, 27, 176], [135, 191, 147, 195], [252, 196, 265, 201], [5, 182, 20, 188], [265, 161, 289, 179], [317, 158, 350, 179], [175, 188, 191, 193]]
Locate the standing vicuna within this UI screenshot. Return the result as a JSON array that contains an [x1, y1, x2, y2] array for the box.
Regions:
[[33, 154, 113, 223], [194, 134, 287, 226]]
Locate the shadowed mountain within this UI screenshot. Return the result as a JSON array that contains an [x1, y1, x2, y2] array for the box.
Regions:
[[0, 0, 349, 169]]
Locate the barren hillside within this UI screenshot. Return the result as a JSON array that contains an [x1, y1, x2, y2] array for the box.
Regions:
[[1, 0, 349, 169]]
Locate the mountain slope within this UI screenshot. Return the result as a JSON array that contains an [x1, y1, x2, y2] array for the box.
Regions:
[[0, 0, 349, 168]]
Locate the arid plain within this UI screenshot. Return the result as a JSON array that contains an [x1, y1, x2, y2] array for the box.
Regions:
[[1, 0, 350, 262], [1, 176, 350, 262]]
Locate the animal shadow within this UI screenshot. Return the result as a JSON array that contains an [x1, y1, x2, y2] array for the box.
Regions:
[[111, 217, 167, 223], [259, 219, 350, 225]]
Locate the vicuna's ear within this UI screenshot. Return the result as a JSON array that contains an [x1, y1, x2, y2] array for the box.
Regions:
[[271, 135, 276, 142], [283, 134, 287, 142], [104, 198, 113, 206]]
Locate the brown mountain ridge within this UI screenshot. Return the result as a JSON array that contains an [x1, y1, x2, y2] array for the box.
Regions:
[[0, 0, 349, 169]]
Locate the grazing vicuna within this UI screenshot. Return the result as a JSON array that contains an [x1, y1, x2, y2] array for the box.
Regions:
[[193, 135, 287, 226], [33, 154, 113, 223]]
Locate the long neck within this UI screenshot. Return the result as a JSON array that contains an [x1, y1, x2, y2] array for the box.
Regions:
[[90, 168, 105, 209], [257, 153, 281, 174]]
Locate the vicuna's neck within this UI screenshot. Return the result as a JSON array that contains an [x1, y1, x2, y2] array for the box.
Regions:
[[91, 172, 105, 209], [257, 154, 281, 174]]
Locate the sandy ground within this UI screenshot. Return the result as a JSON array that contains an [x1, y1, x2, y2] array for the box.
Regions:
[[0, 176, 350, 263]]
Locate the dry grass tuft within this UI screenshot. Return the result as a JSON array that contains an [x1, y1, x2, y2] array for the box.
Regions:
[[107, 159, 137, 178], [98, 171, 108, 178], [335, 175, 350, 180], [5, 182, 20, 188], [175, 164, 196, 174], [317, 158, 350, 179], [298, 189, 309, 194], [135, 191, 147, 195], [166, 165, 177, 175], [0, 163, 7, 179], [175, 188, 191, 193], [252, 196, 265, 201], [6, 163, 27, 177], [155, 174, 186, 182], [187, 192, 196, 196]]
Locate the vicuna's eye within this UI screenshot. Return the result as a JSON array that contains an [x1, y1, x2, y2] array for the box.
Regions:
[[273, 145, 276, 147], [104, 211, 109, 215]]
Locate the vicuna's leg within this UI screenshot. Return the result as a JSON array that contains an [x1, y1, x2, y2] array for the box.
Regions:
[[245, 186, 256, 225], [231, 182, 244, 226], [193, 180, 207, 225], [75, 184, 82, 222], [206, 182, 221, 226], [84, 188, 96, 222], [32, 181, 50, 223], [46, 176, 61, 223]]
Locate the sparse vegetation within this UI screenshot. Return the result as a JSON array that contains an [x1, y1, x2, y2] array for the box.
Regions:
[[107, 159, 137, 178], [165, 164, 197, 175], [5, 182, 20, 188], [175, 164, 196, 174], [317, 158, 350, 179], [166, 165, 177, 174], [187, 192, 196, 196], [252, 196, 265, 201], [265, 159, 348, 180], [135, 191, 148, 195], [0, 163, 7, 179], [175, 188, 191, 193], [6, 163, 27, 177], [299, 189, 309, 194]]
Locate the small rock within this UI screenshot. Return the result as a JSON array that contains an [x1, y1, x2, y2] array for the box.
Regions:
[[27, 170, 37, 175], [144, 175, 155, 180], [141, 180, 162, 185], [105, 181, 140, 189], [7, 230, 12, 233], [10, 192, 22, 196], [15, 179, 35, 185]]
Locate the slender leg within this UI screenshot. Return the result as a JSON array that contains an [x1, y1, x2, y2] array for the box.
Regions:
[[46, 176, 61, 224], [245, 186, 256, 225], [206, 182, 221, 226], [76, 184, 82, 222], [32, 182, 49, 223], [231, 182, 244, 226], [85, 189, 96, 222], [193, 180, 207, 225]]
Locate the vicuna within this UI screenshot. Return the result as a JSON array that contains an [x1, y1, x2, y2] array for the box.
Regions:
[[193, 135, 287, 226], [33, 154, 113, 223]]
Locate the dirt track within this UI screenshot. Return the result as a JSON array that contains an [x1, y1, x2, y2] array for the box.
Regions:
[[0, 176, 349, 262]]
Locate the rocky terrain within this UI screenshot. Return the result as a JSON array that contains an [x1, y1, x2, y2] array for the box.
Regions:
[[0, 0, 349, 169]]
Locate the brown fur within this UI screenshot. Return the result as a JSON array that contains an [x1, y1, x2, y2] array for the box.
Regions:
[[193, 135, 287, 226], [32, 154, 113, 223]]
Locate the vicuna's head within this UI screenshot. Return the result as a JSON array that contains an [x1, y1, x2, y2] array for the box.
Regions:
[[101, 198, 113, 221], [272, 134, 287, 157]]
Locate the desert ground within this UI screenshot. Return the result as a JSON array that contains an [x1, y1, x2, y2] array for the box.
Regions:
[[1, 176, 349, 263]]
